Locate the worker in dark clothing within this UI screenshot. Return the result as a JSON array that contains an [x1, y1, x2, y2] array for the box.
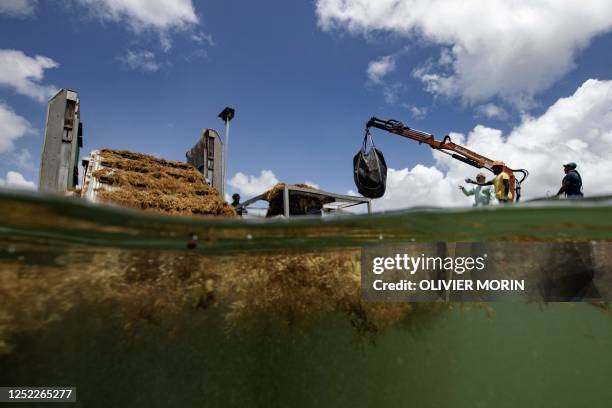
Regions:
[[554, 162, 583, 198], [231, 193, 245, 216]]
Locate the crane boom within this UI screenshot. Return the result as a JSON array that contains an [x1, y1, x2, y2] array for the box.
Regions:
[[366, 117, 528, 201]]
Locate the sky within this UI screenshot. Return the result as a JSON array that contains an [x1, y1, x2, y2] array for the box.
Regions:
[[1, 0, 612, 209]]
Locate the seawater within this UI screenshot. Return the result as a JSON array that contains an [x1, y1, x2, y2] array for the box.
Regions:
[[1, 190, 612, 407]]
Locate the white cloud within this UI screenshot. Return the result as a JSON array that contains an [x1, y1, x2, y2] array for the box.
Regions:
[[191, 31, 215, 46], [159, 33, 172, 52], [407, 105, 427, 120], [11, 148, 34, 170], [373, 165, 462, 211], [0, 102, 33, 153], [371, 79, 612, 210], [0, 49, 58, 102], [0, 171, 36, 190], [229, 170, 279, 197], [476, 103, 508, 120], [381, 83, 402, 104], [367, 55, 395, 83], [118, 49, 160, 72], [184, 48, 209, 62], [316, 0, 612, 104], [0, 0, 35, 16], [75, 0, 198, 32], [9, 1, 200, 49]]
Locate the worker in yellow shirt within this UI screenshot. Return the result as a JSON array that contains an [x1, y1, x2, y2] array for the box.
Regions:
[[465, 161, 513, 203]]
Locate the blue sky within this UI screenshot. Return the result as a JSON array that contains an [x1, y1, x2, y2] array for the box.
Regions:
[[1, 0, 612, 208]]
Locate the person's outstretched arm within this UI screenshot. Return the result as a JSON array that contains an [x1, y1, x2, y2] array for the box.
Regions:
[[466, 178, 494, 186], [460, 186, 475, 196]]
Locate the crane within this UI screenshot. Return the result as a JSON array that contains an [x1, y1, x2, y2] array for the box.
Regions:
[[365, 117, 529, 202]]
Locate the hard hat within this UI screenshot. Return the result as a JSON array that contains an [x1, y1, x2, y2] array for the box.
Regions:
[[491, 160, 505, 168], [563, 162, 577, 169]]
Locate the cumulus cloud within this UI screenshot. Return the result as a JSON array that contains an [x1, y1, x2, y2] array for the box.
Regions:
[[316, 0, 612, 104], [367, 55, 395, 83], [0, 102, 34, 153], [373, 165, 461, 211], [0, 0, 36, 16], [5, 1, 200, 50], [75, 0, 198, 32], [118, 49, 160, 72], [0, 171, 36, 190], [0, 49, 58, 102], [229, 170, 279, 197], [476, 103, 508, 120], [372, 79, 612, 210], [367, 56, 401, 103]]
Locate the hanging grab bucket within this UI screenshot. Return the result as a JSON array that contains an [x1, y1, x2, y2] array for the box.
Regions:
[[353, 128, 387, 198]]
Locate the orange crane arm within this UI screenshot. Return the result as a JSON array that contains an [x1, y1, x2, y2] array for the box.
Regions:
[[366, 117, 528, 201]]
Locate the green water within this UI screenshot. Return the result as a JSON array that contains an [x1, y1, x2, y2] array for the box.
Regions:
[[3, 303, 612, 407], [1, 190, 612, 407], [1, 190, 612, 252]]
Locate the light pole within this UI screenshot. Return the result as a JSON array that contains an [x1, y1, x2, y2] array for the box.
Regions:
[[218, 106, 235, 199]]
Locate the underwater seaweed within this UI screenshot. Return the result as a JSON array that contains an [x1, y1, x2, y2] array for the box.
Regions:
[[0, 247, 453, 353]]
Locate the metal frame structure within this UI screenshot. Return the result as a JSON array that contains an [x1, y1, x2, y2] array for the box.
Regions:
[[218, 107, 235, 198], [186, 128, 224, 193], [238, 185, 372, 217], [39, 89, 83, 193]]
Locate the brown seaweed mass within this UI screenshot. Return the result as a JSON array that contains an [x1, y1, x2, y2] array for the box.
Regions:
[[0, 248, 458, 354], [265, 183, 334, 217], [89, 149, 236, 217]]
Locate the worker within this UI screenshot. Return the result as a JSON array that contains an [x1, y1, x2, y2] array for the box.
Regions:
[[231, 193, 245, 216], [466, 161, 513, 203], [554, 162, 583, 198], [460, 173, 493, 206]]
